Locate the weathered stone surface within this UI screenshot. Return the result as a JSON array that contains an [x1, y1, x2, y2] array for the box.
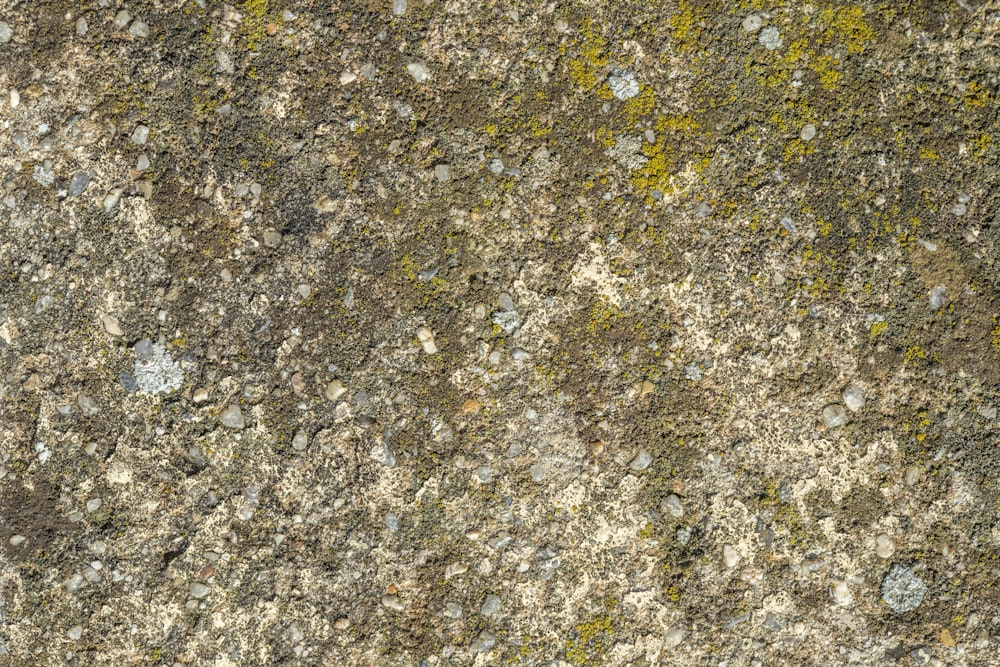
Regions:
[[1, 2, 998, 665]]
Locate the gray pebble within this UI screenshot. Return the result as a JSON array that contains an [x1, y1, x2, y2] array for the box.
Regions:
[[220, 405, 245, 429], [69, 171, 90, 197]]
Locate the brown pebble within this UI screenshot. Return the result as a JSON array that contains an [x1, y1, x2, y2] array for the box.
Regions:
[[461, 399, 479, 413], [334, 618, 350, 630]]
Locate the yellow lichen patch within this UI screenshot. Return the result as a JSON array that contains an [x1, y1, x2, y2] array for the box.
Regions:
[[669, 0, 704, 50], [565, 614, 613, 665], [869, 320, 888, 337], [623, 84, 656, 125], [809, 54, 842, 90], [243, 0, 273, 51], [568, 19, 609, 91], [819, 5, 874, 54], [919, 148, 941, 160], [964, 81, 990, 109]]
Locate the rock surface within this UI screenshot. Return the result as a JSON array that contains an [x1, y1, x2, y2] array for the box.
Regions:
[[0, 2, 998, 665]]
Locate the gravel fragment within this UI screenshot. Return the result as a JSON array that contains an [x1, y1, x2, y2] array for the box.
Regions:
[[800, 124, 817, 141], [470, 631, 496, 653], [822, 404, 849, 428], [69, 171, 90, 197], [406, 63, 431, 83], [663, 494, 684, 518], [841, 383, 865, 412], [629, 449, 652, 471], [220, 405, 245, 429], [742, 14, 762, 32], [416, 326, 437, 354], [875, 534, 895, 559], [131, 125, 149, 145], [0, 22, 11, 43], [189, 582, 211, 599]]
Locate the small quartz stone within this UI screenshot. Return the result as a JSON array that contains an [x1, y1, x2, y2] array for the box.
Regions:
[[325, 380, 347, 401], [193, 388, 209, 403], [262, 231, 282, 248], [822, 404, 849, 428], [67, 625, 83, 640], [842, 383, 865, 412], [416, 326, 438, 354], [406, 63, 431, 83], [101, 314, 122, 336], [9, 535, 26, 546], [381, 594, 404, 611], [131, 125, 149, 145], [723, 545, 740, 568], [444, 602, 462, 618], [629, 449, 652, 471], [663, 494, 684, 518], [129, 20, 149, 38], [291, 431, 309, 450], [831, 581, 853, 606], [220, 405, 245, 429], [0, 21, 12, 43], [664, 625, 686, 648], [876, 534, 895, 559], [393, 0, 407, 16], [189, 582, 211, 599], [434, 164, 451, 182], [480, 594, 502, 616], [86, 498, 102, 513], [69, 171, 90, 196], [800, 124, 817, 141], [136, 154, 150, 171]]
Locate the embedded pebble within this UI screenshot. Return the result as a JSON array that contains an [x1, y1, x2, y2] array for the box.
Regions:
[[842, 383, 865, 412], [101, 314, 122, 336], [480, 594, 502, 616], [800, 124, 817, 141], [291, 431, 309, 450], [831, 580, 853, 606], [444, 602, 462, 618], [434, 164, 451, 182], [220, 405, 245, 429], [69, 172, 90, 197], [86, 498, 102, 513], [381, 594, 404, 611], [325, 380, 347, 401], [929, 285, 947, 309], [742, 14, 762, 32], [876, 534, 895, 559], [663, 625, 686, 647], [723, 545, 740, 568], [822, 404, 849, 428], [629, 449, 652, 471], [393, 0, 407, 16], [406, 63, 431, 83], [9, 535, 25, 546], [0, 22, 11, 43], [129, 20, 149, 38], [416, 326, 438, 354], [189, 582, 211, 599], [663, 494, 684, 518]]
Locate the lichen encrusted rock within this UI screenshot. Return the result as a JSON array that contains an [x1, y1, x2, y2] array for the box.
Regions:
[[881, 564, 927, 613], [133, 340, 184, 395]]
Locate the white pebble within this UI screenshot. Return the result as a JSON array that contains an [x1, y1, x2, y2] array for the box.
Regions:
[[876, 534, 895, 559], [0, 22, 11, 43], [67, 625, 83, 641], [800, 124, 817, 141], [822, 404, 849, 428], [291, 431, 309, 450], [831, 580, 853, 606], [434, 164, 451, 182], [101, 314, 123, 336], [723, 545, 740, 568], [76, 18, 88, 36], [663, 625, 686, 647], [629, 449, 652, 471], [416, 326, 438, 354], [339, 70, 357, 85], [9, 535, 25, 546], [86, 498, 102, 513], [78, 395, 99, 416], [406, 63, 431, 83], [929, 285, 947, 309], [841, 383, 865, 412], [103, 188, 123, 213], [382, 594, 404, 611], [114, 10, 131, 29], [742, 14, 762, 32], [325, 380, 347, 401], [131, 125, 149, 145], [220, 405, 245, 429], [392, 0, 407, 15], [128, 20, 149, 39], [663, 494, 684, 518], [189, 582, 211, 598], [136, 154, 150, 171]]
